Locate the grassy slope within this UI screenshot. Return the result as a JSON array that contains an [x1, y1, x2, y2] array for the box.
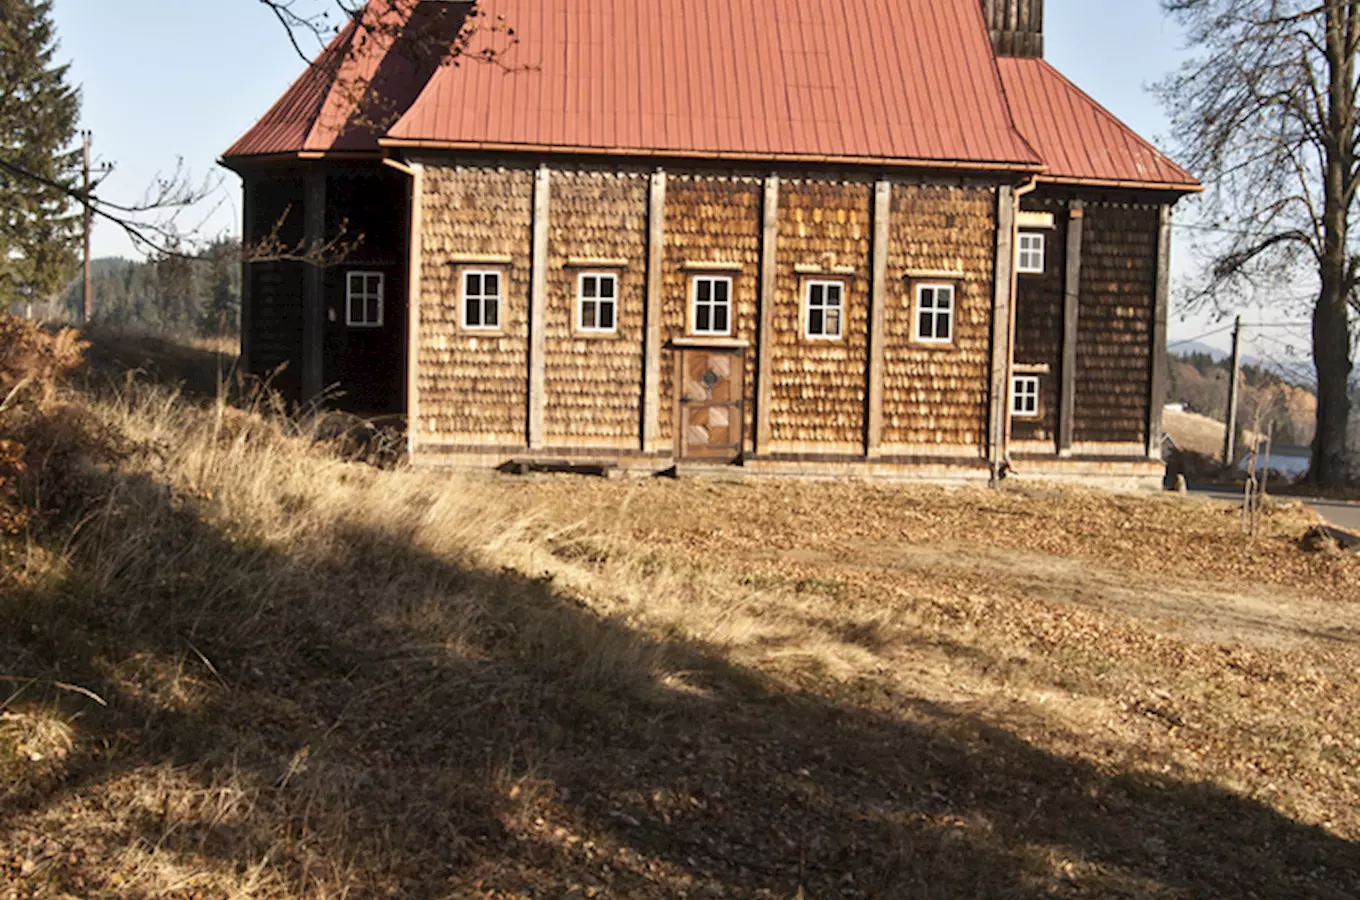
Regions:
[[2, 348, 1359, 898]]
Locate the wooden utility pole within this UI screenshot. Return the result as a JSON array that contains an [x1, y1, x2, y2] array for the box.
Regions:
[[82, 130, 92, 324], [1223, 315, 1243, 467]]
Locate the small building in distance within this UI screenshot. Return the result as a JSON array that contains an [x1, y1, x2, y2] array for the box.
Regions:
[[220, 0, 1200, 485]]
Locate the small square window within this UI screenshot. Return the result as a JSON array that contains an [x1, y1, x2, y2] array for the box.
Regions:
[[577, 272, 618, 334], [914, 284, 955, 343], [463, 269, 502, 331], [1017, 232, 1046, 274], [1012, 375, 1040, 417], [691, 275, 732, 336], [346, 271, 384, 327], [804, 280, 844, 340]]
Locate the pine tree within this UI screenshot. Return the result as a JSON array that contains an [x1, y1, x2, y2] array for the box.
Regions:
[[0, 0, 81, 305]]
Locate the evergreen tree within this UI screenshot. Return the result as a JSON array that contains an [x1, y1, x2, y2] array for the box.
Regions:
[[0, 0, 80, 304]]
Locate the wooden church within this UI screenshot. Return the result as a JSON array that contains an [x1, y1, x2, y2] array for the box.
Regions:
[[221, 0, 1200, 484]]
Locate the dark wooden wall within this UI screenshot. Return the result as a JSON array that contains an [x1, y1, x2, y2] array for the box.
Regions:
[[1012, 201, 1066, 444], [1074, 203, 1158, 446], [979, 0, 1044, 57], [246, 176, 305, 403]]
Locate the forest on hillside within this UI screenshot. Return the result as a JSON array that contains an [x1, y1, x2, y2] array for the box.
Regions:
[[50, 240, 242, 340], [1167, 351, 1318, 447]]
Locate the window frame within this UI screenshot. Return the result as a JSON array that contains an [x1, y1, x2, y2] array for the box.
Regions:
[[575, 271, 619, 335], [345, 270, 385, 328], [460, 267, 505, 333], [1017, 232, 1046, 275], [913, 282, 956, 344], [1011, 374, 1041, 418], [803, 278, 846, 341], [689, 274, 734, 337]]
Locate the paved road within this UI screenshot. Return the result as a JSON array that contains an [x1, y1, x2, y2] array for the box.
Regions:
[[1313, 500, 1360, 534]]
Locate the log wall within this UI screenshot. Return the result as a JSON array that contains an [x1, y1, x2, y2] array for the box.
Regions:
[[881, 183, 995, 452], [1012, 200, 1066, 443], [246, 176, 306, 402], [1074, 203, 1157, 446], [419, 164, 534, 444], [770, 178, 872, 449]]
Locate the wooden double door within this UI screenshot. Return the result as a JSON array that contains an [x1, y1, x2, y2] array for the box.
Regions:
[[676, 347, 745, 461]]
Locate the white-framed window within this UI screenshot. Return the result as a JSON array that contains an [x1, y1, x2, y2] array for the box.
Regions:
[[576, 272, 618, 333], [1012, 375, 1040, 417], [914, 283, 955, 343], [691, 275, 732, 335], [346, 271, 384, 327], [804, 280, 844, 340], [1017, 232, 1046, 274], [462, 269, 502, 331]]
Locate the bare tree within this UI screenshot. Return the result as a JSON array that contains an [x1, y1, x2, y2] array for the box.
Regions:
[[1157, 0, 1358, 488]]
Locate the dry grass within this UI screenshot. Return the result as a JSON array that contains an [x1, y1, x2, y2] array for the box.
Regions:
[[2, 335, 1359, 898]]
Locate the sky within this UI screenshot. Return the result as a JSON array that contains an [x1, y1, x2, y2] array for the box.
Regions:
[[50, 0, 1267, 355]]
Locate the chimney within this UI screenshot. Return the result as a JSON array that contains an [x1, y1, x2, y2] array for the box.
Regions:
[[980, 0, 1043, 58]]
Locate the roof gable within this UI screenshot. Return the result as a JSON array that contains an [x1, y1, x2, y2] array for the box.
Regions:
[[380, 0, 1040, 168]]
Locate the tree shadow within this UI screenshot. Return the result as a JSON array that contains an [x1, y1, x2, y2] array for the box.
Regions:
[[3, 462, 1358, 899]]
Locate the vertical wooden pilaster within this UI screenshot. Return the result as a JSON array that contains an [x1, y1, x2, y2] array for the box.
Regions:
[[866, 179, 891, 457], [302, 171, 326, 403], [528, 164, 550, 450], [406, 163, 425, 456], [755, 174, 779, 455], [988, 184, 1016, 478], [239, 174, 255, 376], [1147, 203, 1173, 459], [643, 170, 666, 452], [1059, 199, 1084, 456]]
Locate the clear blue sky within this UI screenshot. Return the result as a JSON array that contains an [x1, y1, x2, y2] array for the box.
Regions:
[[52, 0, 1240, 349]]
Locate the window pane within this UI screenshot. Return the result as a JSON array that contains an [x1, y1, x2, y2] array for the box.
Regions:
[[368, 275, 381, 296], [485, 298, 499, 327], [827, 309, 841, 336], [600, 276, 615, 299], [714, 279, 730, 304], [810, 283, 824, 307], [697, 280, 711, 305], [369, 297, 381, 324], [466, 299, 481, 327], [714, 304, 728, 334], [920, 311, 934, 339], [601, 301, 615, 330], [485, 273, 500, 296], [582, 300, 597, 329], [696, 305, 711, 332], [466, 273, 482, 297], [582, 277, 597, 299], [810, 308, 824, 335], [939, 288, 954, 310]]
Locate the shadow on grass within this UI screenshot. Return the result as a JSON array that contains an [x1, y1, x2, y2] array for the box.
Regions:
[[3, 462, 1358, 897]]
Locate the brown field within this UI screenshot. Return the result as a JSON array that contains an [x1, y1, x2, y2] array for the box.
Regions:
[[2, 332, 1360, 898]]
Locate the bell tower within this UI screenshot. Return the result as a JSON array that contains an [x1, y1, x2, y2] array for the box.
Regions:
[[980, 0, 1043, 58]]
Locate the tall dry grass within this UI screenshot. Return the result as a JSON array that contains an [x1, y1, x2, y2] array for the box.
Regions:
[[2, 334, 1359, 897]]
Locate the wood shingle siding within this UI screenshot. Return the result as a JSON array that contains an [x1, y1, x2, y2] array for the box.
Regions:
[[881, 182, 995, 453], [419, 165, 535, 444], [1012, 200, 1066, 443], [1074, 203, 1157, 446], [660, 175, 763, 447], [545, 169, 648, 446], [770, 178, 872, 451]]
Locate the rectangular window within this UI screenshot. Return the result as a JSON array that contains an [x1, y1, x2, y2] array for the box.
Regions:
[[914, 284, 955, 343], [1017, 232, 1046, 274], [346, 271, 384, 327], [804, 280, 844, 340], [691, 275, 732, 336], [1012, 375, 1040, 417], [462, 269, 502, 331], [576, 272, 618, 333]]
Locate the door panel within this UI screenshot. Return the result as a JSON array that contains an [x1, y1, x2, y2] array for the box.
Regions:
[[677, 348, 745, 461]]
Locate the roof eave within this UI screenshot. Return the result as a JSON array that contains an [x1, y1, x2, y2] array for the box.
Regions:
[[1038, 174, 1204, 194]]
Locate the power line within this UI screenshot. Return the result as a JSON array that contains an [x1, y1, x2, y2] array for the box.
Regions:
[[1168, 322, 1238, 349]]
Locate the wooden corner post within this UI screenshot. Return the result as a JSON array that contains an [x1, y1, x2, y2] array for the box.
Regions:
[[239, 174, 255, 377], [406, 163, 425, 457], [528, 164, 551, 450], [643, 170, 666, 452], [1059, 199, 1084, 456], [988, 184, 1017, 481], [1147, 203, 1173, 459], [755, 174, 780, 455], [866, 179, 891, 457], [302, 171, 327, 404]]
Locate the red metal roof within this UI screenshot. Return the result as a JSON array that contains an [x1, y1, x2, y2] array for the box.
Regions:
[[224, 0, 464, 160], [997, 57, 1200, 191], [380, 0, 1041, 168]]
